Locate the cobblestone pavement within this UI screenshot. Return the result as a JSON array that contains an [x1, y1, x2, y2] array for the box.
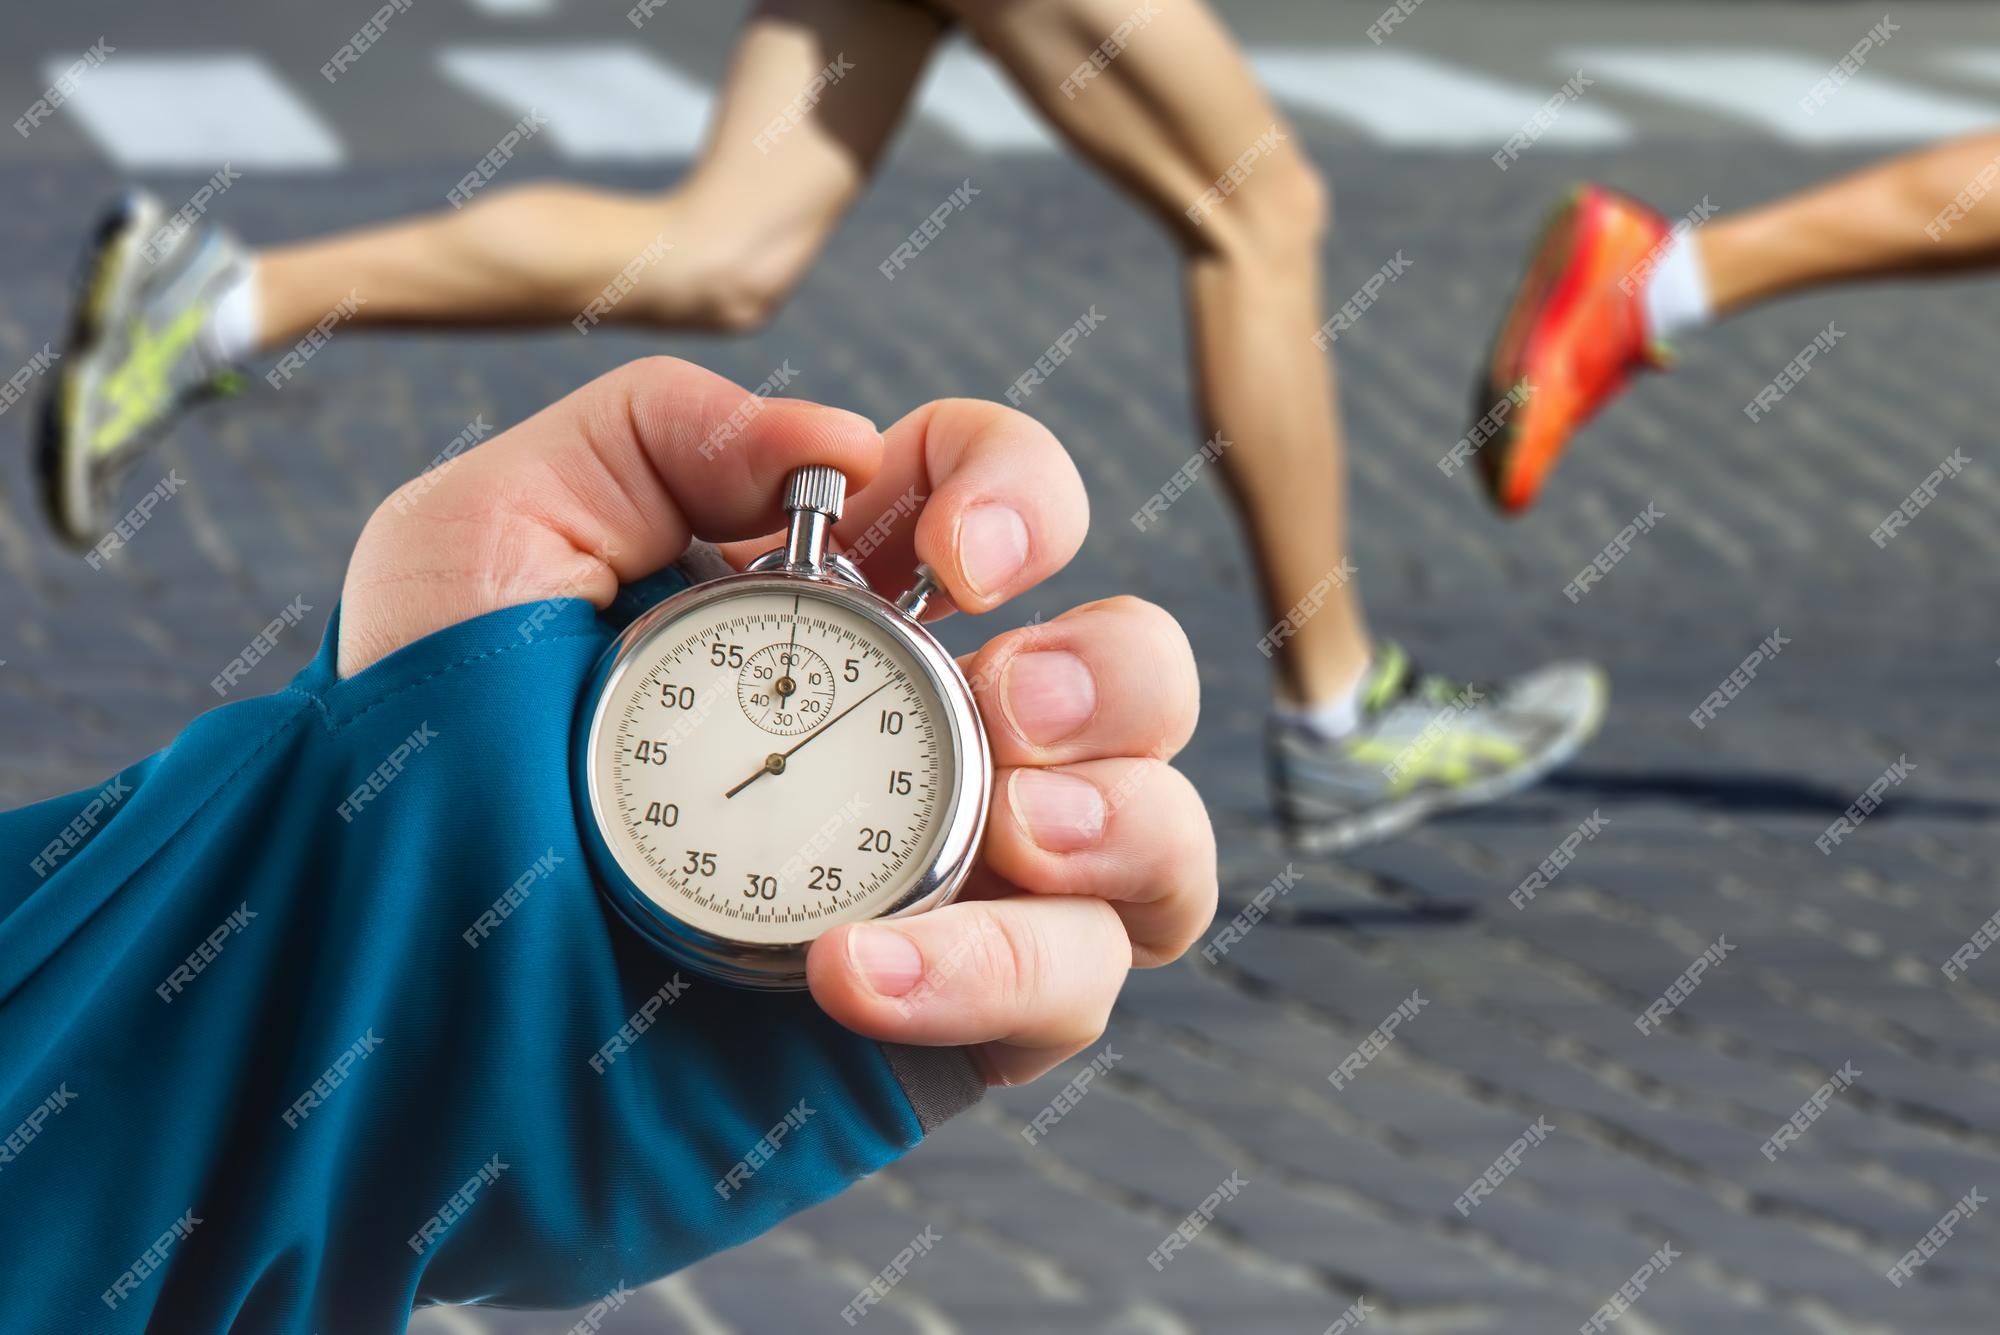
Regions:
[[4, 127, 2000, 1334]]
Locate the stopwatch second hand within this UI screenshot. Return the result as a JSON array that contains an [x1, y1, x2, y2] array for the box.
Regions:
[[724, 679, 892, 799]]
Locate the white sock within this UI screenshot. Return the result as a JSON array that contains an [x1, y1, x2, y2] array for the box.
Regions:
[[203, 263, 261, 367], [1278, 658, 1370, 741], [1640, 228, 1712, 348]]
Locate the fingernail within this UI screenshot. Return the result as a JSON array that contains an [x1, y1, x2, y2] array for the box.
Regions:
[[958, 505, 1029, 599], [1010, 769, 1106, 853], [1002, 651, 1097, 746], [848, 925, 924, 997]]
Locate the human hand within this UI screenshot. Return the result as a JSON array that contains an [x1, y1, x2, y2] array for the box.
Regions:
[[340, 356, 1216, 1085]]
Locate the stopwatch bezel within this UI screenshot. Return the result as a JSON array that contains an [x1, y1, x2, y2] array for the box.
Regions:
[[574, 568, 991, 989]]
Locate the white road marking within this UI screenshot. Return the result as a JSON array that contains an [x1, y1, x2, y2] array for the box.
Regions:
[[40, 53, 343, 170], [1567, 48, 2000, 144], [913, 42, 1054, 152], [466, 0, 557, 15], [439, 45, 710, 159], [1251, 48, 1630, 146]]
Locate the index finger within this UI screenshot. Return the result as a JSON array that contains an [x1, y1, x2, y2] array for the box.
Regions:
[[718, 398, 1089, 616]]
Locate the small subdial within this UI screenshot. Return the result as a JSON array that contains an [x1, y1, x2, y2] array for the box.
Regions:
[[737, 641, 836, 735]]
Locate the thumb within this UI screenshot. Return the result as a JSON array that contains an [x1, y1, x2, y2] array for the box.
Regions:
[[337, 356, 882, 676]]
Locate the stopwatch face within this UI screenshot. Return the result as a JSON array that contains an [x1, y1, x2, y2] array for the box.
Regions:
[[584, 581, 966, 952]]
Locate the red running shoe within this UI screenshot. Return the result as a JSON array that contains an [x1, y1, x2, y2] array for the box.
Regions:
[[1472, 184, 1674, 514]]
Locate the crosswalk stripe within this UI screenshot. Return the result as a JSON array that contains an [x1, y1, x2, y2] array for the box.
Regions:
[[1566, 48, 2000, 144], [38, 52, 343, 170], [438, 44, 710, 159], [466, 0, 558, 15], [912, 43, 1055, 153], [1939, 49, 2000, 87], [1250, 48, 1631, 147]]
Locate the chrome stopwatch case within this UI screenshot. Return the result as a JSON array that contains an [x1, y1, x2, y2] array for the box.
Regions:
[[574, 466, 991, 988]]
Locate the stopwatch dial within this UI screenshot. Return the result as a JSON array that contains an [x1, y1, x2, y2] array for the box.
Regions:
[[591, 588, 957, 947], [736, 642, 836, 735]]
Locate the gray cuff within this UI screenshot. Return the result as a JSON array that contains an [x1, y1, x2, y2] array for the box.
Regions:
[[672, 541, 737, 586], [879, 1044, 986, 1134]]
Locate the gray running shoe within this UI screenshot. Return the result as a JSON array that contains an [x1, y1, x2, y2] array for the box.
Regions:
[[38, 189, 251, 548], [1270, 643, 1608, 853]]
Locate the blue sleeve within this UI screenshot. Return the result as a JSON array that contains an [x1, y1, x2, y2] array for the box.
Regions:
[[0, 568, 983, 1334]]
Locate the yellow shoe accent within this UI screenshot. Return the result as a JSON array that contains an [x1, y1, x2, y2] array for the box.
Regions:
[[90, 304, 208, 456]]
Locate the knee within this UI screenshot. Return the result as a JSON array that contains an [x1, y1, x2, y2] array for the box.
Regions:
[[1194, 146, 1330, 265]]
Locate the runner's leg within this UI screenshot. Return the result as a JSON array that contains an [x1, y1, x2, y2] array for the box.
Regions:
[[254, 0, 945, 346], [930, 0, 1367, 708]]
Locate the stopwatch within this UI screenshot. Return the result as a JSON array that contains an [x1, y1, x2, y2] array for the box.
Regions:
[[574, 466, 991, 988]]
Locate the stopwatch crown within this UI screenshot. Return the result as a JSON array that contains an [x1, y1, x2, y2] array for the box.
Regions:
[[783, 466, 846, 522]]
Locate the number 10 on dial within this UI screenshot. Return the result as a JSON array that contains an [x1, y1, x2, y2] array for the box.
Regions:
[[575, 467, 991, 988]]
